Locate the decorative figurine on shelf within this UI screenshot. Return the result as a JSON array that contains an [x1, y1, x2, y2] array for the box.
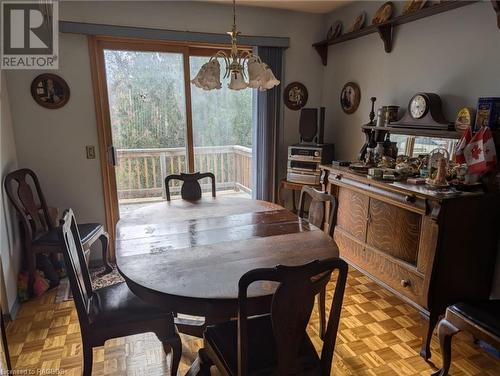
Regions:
[[368, 97, 377, 125], [426, 148, 450, 188]]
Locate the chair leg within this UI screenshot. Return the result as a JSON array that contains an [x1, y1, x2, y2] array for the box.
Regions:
[[82, 341, 93, 376], [432, 319, 460, 376], [162, 334, 182, 376], [27, 251, 36, 294], [318, 287, 327, 340], [420, 311, 439, 360], [99, 233, 113, 273]]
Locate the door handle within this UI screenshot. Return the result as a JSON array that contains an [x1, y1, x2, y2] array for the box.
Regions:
[[108, 145, 117, 167]]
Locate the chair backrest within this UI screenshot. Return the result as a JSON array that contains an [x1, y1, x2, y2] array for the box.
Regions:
[[237, 257, 348, 376], [60, 209, 94, 328], [3, 168, 53, 242], [298, 186, 338, 238], [165, 172, 216, 201]]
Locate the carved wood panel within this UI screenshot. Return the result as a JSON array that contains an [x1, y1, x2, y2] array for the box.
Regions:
[[366, 198, 421, 265], [335, 229, 425, 306], [336, 187, 368, 241]]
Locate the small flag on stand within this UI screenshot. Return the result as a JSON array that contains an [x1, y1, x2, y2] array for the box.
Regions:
[[456, 126, 497, 174]]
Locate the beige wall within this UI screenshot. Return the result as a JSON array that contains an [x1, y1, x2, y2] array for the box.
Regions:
[[4, 0, 326, 231], [321, 1, 500, 296], [1, 71, 21, 314], [321, 1, 500, 159]]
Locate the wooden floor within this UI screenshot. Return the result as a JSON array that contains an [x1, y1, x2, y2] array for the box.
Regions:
[[6, 268, 500, 375]]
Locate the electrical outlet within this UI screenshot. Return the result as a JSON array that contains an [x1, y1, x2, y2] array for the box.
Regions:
[[86, 145, 96, 159]]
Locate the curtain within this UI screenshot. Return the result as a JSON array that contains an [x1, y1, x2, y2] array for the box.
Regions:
[[252, 47, 284, 202]]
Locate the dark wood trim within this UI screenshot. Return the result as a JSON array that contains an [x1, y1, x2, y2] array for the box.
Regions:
[[360, 125, 462, 139], [313, 1, 477, 65], [493, 1, 500, 28], [183, 47, 195, 172]]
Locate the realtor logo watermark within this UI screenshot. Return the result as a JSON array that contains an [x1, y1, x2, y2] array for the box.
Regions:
[[1, 0, 58, 69]]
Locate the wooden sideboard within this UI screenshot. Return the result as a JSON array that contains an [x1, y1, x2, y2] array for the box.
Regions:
[[320, 165, 499, 359]]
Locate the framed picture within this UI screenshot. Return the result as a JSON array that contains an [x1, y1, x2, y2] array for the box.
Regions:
[[340, 82, 361, 114], [283, 82, 308, 111], [30, 74, 70, 109]]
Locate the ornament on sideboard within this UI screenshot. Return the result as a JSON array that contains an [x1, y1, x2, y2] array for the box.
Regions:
[[283, 82, 308, 111], [348, 12, 366, 32], [372, 2, 394, 25], [455, 107, 476, 133], [368, 97, 377, 125], [340, 82, 361, 114]]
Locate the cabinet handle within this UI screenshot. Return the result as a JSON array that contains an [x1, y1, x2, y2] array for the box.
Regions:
[[400, 279, 411, 288], [405, 195, 416, 203]]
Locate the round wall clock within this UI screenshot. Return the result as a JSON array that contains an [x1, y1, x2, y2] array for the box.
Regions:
[[283, 82, 308, 111], [31, 74, 70, 109], [340, 82, 361, 114]]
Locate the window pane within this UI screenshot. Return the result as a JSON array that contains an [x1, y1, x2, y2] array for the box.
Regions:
[[189, 56, 253, 196], [389, 134, 410, 155], [104, 50, 188, 207]]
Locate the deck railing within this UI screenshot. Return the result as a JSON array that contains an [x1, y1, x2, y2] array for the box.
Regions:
[[116, 145, 252, 200]]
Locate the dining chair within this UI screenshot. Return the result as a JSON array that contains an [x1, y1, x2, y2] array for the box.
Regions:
[[4, 169, 112, 291], [200, 257, 348, 376], [433, 300, 500, 376], [298, 185, 338, 339], [60, 208, 182, 376], [165, 172, 216, 201]]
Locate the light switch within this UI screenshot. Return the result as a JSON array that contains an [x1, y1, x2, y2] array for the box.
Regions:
[[86, 145, 96, 159]]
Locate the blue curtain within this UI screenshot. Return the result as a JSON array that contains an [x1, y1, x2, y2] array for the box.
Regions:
[[252, 47, 284, 202]]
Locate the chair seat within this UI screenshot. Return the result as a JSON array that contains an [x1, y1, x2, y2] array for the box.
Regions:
[[35, 223, 103, 247], [204, 314, 319, 376], [90, 282, 168, 327], [450, 300, 500, 338]]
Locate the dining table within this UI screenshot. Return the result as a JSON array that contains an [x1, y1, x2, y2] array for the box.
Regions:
[[115, 194, 339, 373]]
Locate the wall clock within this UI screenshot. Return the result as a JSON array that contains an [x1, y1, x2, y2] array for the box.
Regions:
[[30, 74, 70, 109], [392, 92, 453, 130], [283, 82, 308, 111]]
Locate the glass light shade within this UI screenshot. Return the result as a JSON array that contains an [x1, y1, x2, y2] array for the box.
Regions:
[[259, 67, 280, 91], [228, 71, 248, 90], [191, 59, 222, 90], [247, 57, 266, 89]]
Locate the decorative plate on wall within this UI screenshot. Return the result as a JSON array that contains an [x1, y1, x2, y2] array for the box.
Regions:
[[283, 82, 308, 111], [327, 21, 343, 40], [30, 74, 70, 109], [349, 12, 366, 32], [372, 2, 394, 25], [340, 82, 361, 114]]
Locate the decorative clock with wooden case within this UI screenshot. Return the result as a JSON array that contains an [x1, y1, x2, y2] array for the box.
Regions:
[[391, 92, 453, 130]]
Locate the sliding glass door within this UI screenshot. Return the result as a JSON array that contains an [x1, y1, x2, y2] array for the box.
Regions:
[[97, 39, 255, 217]]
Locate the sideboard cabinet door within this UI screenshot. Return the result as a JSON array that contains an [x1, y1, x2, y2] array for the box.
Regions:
[[336, 187, 369, 242]]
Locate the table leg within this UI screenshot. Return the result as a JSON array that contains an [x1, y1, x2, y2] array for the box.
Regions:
[[292, 189, 297, 213]]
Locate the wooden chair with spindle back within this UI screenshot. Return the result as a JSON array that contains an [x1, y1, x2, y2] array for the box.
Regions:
[[3, 169, 112, 290], [60, 209, 182, 376], [201, 257, 348, 376], [165, 172, 216, 201], [298, 185, 339, 339]]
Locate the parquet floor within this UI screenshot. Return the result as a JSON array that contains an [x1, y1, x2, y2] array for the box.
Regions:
[[6, 268, 500, 375]]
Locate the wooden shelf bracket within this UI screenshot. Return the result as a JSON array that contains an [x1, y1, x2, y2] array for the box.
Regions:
[[314, 44, 328, 66], [493, 1, 500, 28], [377, 24, 394, 53]]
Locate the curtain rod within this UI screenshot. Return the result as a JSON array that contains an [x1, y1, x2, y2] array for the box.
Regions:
[[59, 21, 290, 48]]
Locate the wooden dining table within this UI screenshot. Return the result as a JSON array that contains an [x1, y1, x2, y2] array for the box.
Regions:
[[115, 195, 339, 372]]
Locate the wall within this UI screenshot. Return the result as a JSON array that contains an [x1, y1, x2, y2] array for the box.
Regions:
[[0, 71, 21, 316], [321, 1, 500, 159], [4, 1, 326, 231], [321, 1, 500, 296]]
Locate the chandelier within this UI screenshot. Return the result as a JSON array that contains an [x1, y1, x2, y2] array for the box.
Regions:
[[191, 0, 280, 91]]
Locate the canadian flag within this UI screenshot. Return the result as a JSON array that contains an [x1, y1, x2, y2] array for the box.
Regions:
[[455, 128, 472, 165], [462, 126, 497, 174]]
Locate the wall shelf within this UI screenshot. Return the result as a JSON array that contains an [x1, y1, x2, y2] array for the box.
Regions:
[[313, 1, 478, 66]]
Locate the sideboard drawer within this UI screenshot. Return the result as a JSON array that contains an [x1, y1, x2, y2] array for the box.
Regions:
[[335, 229, 425, 307]]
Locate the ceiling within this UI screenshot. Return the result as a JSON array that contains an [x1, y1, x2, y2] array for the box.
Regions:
[[207, 0, 353, 14]]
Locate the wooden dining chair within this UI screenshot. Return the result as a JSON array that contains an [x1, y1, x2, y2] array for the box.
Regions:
[[4, 169, 112, 290], [298, 185, 338, 339], [60, 209, 182, 376], [165, 172, 216, 201], [200, 257, 348, 376]]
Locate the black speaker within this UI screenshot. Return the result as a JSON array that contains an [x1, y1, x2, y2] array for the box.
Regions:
[[299, 107, 325, 144]]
